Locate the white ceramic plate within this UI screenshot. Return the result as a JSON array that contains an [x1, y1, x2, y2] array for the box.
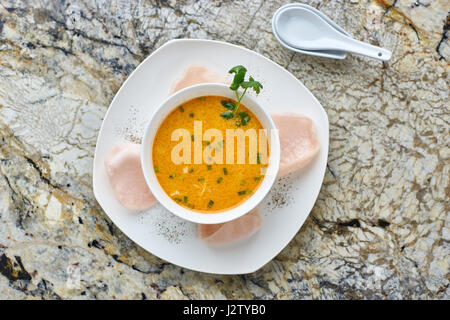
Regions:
[[93, 39, 329, 274]]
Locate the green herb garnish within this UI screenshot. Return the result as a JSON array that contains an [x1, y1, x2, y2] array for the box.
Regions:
[[237, 190, 246, 196], [240, 179, 246, 185], [154, 167, 159, 173], [179, 106, 184, 112], [188, 203, 195, 209], [217, 177, 223, 183], [256, 152, 261, 164], [221, 101, 235, 110], [207, 200, 214, 208], [220, 66, 263, 123], [198, 177, 205, 182], [169, 173, 176, 179], [238, 111, 250, 126], [189, 113, 194, 118], [183, 196, 188, 203], [207, 165, 212, 171], [191, 135, 195, 141], [189, 168, 194, 173], [223, 168, 228, 175], [220, 110, 234, 119], [254, 176, 261, 181]]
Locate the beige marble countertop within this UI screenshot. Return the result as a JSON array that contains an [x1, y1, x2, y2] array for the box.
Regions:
[[0, 0, 448, 299]]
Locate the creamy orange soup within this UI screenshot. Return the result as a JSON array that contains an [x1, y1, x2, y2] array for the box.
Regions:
[[152, 96, 269, 213]]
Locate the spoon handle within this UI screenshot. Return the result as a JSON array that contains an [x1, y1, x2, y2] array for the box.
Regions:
[[331, 36, 392, 61]]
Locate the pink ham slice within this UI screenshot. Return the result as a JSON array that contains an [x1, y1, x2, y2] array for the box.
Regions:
[[170, 65, 228, 94], [198, 208, 262, 245], [105, 143, 157, 210], [272, 113, 320, 177]]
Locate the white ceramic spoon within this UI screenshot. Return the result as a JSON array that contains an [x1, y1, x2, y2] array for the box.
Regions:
[[272, 3, 350, 59], [275, 7, 392, 61]]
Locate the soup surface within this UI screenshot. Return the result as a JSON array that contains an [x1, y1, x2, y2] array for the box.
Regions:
[[152, 96, 269, 212]]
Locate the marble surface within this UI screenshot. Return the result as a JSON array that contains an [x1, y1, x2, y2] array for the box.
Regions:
[[0, 0, 448, 299]]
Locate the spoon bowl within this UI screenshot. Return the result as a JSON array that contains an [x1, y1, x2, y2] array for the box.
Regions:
[[272, 3, 348, 60]]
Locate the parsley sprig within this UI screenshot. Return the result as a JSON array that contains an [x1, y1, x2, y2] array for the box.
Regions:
[[220, 66, 263, 125]]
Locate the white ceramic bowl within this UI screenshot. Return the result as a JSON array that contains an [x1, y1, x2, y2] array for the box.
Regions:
[[141, 83, 280, 224]]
